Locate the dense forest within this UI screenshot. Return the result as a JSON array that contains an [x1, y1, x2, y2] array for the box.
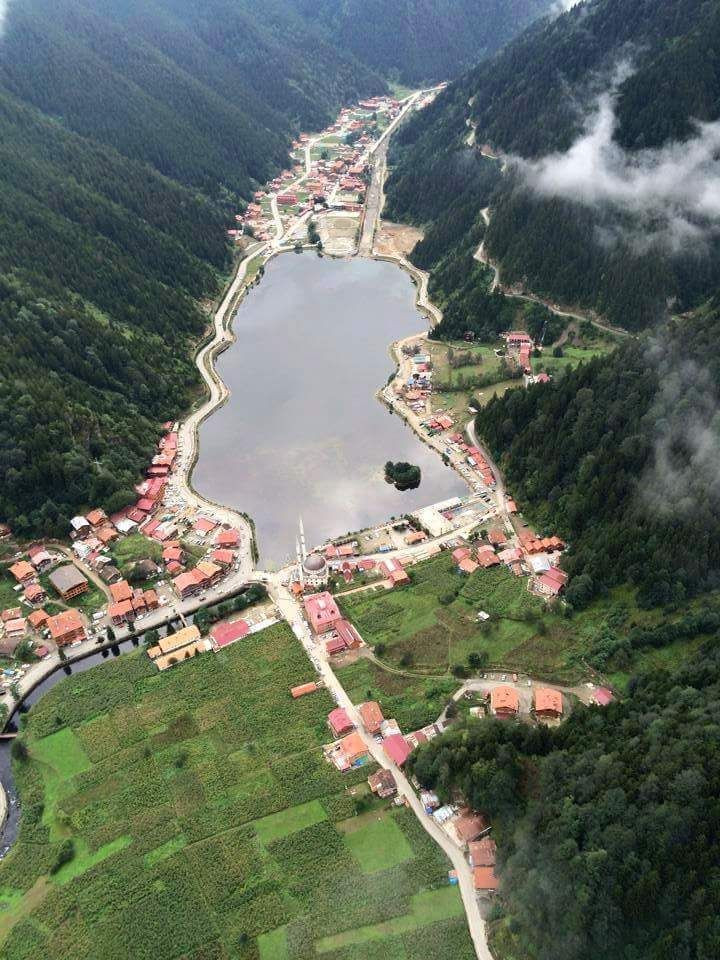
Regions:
[[292, 0, 553, 83], [474, 296, 720, 609], [385, 0, 720, 328], [410, 638, 720, 960]]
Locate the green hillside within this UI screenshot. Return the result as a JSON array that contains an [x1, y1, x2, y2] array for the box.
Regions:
[[0, 0, 387, 536], [385, 0, 720, 328], [410, 638, 720, 960], [292, 0, 554, 83]]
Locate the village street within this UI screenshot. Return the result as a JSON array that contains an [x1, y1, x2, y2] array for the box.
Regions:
[[268, 579, 493, 960]]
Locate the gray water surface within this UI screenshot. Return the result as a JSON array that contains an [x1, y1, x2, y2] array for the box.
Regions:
[[193, 254, 466, 565]]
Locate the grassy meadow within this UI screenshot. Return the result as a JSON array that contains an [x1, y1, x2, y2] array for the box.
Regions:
[[0, 623, 475, 960], [338, 553, 673, 687]]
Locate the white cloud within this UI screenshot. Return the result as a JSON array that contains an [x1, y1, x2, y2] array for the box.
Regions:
[[508, 91, 720, 254], [641, 350, 720, 518], [0, 2, 8, 35]]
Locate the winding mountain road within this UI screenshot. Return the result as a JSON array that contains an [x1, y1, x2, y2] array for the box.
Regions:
[[474, 207, 629, 339]]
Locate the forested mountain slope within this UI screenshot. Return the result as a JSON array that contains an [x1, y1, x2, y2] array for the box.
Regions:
[[474, 296, 720, 610], [410, 639, 720, 960], [386, 0, 720, 328], [292, 0, 554, 83], [0, 0, 553, 536]]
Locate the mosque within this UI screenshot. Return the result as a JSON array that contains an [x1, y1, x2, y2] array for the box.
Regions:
[[295, 517, 329, 589]]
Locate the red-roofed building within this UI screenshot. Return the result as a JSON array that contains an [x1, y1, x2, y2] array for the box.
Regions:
[[109, 580, 132, 604], [47, 609, 86, 646], [109, 600, 135, 625], [193, 517, 217, 535], [490, 686, 519, 718], [487, 529, 508, 547], [452, 547, 471, 564], [24, 582, 47, 605], [455, 809, 489, 844], [211, 549, 235, 568], [303, 592, 342, 635], [215, 528, 240, 548], [359, 701, 384, 735], [86, 508, 107, 527], [388, 568, 410, 586], [9, 561, 35, 584], [28, 609, 49, 631], [163, 546, 184, 565], [458, 557, 479, 575], [536, 567, 568, 597], [534, 688, 563, 719], [211, 619, 249, 649], [326, 636, 346, 657], [28, 547, 52, 572], [144, 589, 159, 610], [339, 731, 368, 766], [173, 571, 202, 599], [195, 560, 223, 585], [473, 866, 499, 891], [383, 734, 412, 767], [476, 547, 500, 569], [593, 687, 614, 706], [335, 619, 362, 650], [328, 707, 354, 737], [468, 837, 496, 868]]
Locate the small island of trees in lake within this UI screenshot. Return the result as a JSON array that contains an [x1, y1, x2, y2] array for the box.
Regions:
[[385, 460, 421, 490]]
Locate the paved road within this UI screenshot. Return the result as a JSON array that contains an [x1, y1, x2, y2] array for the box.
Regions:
[[169, 243, 269, 580], [465, 418, 509, 526], [269, 580, 492, 960]]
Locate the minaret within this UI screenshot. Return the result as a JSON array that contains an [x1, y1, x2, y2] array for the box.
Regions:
[[296, 537, 305, 589], [299, 516, 307, 561]]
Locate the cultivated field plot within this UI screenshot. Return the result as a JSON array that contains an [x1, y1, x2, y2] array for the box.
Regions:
[[339, 555, 544, 674], [335, 659, 456, 731], [0, 623, 475, 960]]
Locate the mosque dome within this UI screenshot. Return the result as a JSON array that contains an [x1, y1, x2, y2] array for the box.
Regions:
[[303, 552, 326, 573]]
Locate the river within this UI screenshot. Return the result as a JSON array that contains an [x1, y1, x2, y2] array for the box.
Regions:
[[193, 253, 466, 565]]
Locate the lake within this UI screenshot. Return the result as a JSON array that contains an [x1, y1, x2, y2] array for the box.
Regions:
[[193, 253, 466, 565]]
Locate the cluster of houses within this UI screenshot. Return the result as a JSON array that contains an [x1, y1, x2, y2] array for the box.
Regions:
[[503, 330, 534, 374], [448, 521, 567, 595], [289, 533, 416, 598], [324, 696, 440, 775], [233, 95, 400, 243], [4, 544, 95, 653], [480, 684, 564, 722], [302, 591, 365, 657]]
